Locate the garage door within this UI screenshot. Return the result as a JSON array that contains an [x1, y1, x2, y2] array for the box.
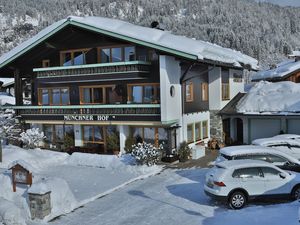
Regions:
[[250, 119, 281, 142], [287, 119, 300, 134]]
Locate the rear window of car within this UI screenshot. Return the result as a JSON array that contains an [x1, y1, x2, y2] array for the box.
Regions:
[[232, 167, 262, 178]]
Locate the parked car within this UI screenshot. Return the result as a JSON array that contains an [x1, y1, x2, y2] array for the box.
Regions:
[[215, 145, 300, 172], [252, 137, 300, 160], [273, 134, 300, 140], [204, 160, 300, 209]]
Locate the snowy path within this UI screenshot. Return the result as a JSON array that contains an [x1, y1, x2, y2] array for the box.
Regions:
[[41, 168, 300, 225]]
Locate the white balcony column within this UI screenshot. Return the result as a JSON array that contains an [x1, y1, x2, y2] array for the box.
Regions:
[[118, 125, 128, 155], [74, 125, 83, 147]]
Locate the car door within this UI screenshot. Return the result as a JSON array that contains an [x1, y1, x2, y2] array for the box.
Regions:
[[265, 154, 300, 172], [260, 167, 291, 196], [233, 167, 266, 196]]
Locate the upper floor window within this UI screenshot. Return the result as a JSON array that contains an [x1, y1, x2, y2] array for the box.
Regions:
[[128, 83, 160, 104], [80, 85, 125, 104], [38, 87, 69, 105], [202, 82, 208, 102], [222, 69, 230, 100], [60, 49, 90, 66], [185, 82, 194, 102], [99, 46, 136, 63]]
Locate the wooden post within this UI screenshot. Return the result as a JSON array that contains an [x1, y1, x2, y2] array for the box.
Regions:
[[14, 69, 23, 106]]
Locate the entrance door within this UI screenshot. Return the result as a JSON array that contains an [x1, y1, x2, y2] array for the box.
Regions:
[[236, 118, 243, 144], [222, 119, 231, 145]]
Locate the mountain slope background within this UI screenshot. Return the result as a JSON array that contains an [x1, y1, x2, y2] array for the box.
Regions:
[[1, 0, 300, 68]]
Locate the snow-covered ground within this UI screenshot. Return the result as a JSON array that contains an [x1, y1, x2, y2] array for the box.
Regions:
[[0, 145, 162, 225], [45, 168, 300, 225]]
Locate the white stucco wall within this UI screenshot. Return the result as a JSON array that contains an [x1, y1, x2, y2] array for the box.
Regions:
[[221, 69, 245, 109], [74, 124, 83, 147], [208, 66, 221, 110], [159, 55, 182, 124]]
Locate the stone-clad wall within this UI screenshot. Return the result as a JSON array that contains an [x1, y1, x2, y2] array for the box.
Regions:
[[210, 110, 223, 141]]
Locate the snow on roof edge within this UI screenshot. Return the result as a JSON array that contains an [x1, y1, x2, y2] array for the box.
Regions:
[[0, 16, 258, 71]]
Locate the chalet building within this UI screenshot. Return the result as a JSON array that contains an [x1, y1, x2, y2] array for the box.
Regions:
[[0, 16, 257, 154], [252, 51, 300, 83]]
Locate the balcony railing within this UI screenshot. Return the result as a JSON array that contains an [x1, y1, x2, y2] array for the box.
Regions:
[[5, 104, 160, 117], [33, 61, 151, 78]]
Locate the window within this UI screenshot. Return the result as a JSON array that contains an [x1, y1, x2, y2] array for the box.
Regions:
[[80, 86, 116, 104], [125, 46, 136, 61], [42, 60, 50, 68], [83, 125, 104, 144], [98, 46, 136, 63], [60, 49, 91, 66], [261, 167, 281, 177], [38, 88, 69, 105], [195, 123, 201, 141], [266, 154, 288, 163], [43, 124, 74, 150], [128, 84, 160, 104], [202, 82, 208, 101], [187, 124, 194, 143], [202, 121, 208, 139], [222, 69, 230, 100], [185, 82, 194, 102], [232, 167, 262, 178], [131, 127, 168, 147]]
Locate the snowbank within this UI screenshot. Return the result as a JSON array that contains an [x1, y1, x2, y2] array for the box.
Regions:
[[237, 81, 300, 113], [0, 94, 15, 105], [0, 198, 26, 225], [0, 145, 69, 171]]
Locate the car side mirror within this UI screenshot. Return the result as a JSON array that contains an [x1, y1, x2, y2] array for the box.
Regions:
[[279, 172, 287, 179]]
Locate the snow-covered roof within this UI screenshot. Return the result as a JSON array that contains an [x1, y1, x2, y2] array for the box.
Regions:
[[8, 160, 34, 172], [252, 59, 300, 81], [0, 16, 258, 70], [0, 94, 15, 105], [237, 81, 300, 114], [28, 181, 51, 195]]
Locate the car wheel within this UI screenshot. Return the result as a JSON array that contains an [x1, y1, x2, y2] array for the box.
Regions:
[[229, 191, 247, 209], [291, 185, 300, 200]]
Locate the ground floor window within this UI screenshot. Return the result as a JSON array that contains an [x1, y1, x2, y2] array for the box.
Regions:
[[186, 120, 209, 143], [130, 127, 168, 148], [43, 124, 74, 151], [81, 125, 118, 154]]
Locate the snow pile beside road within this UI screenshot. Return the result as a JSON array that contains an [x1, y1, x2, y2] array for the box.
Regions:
[[0, 198, 26, 225], [237, 81, 300, 113], [0, 145, 69, 171]]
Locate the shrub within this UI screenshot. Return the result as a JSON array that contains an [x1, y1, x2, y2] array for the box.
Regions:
[[177, 141, 192, 162], [20, 128, 45, 149], [131, 142, 163, 166], [107, 132, 120, 153]]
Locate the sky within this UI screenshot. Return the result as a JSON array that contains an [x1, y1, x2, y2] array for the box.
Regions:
[[257, 0, 300, 7]]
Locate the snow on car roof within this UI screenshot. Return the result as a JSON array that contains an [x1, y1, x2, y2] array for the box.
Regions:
[[252, 137, 300, 147], [274, 134, 300, 139], [216, 159, 275, 169], [237, 81, 300, 114], [0, 16, 258, 70], [219, 145, 299, 163]]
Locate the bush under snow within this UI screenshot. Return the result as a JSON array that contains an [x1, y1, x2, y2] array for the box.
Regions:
[[131, 142, 162, 166], [19, 128, 45, 149]]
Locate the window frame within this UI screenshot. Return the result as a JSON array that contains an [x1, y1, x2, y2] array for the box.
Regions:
[[97, 45, 137, 63], [185, 82, 194, 102], [201, 82, 208, 102], [202, 120, 208, 139], [127, 83, 160, 104], [221, 68, 230, 100], [82, 125, 105, 145], [187, 123, 194, 143], [60, 48, 91, 66], [38, 87, 70, 106], [79, 85, 115, 105]]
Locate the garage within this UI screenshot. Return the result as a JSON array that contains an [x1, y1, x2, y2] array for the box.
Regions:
[[287, 119, 300, 134], [249, 119, 281, 142]]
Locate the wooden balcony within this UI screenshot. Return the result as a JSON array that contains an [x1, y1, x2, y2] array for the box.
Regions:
[[33, 61, 151, 78], [4, 104, 161, 122]]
